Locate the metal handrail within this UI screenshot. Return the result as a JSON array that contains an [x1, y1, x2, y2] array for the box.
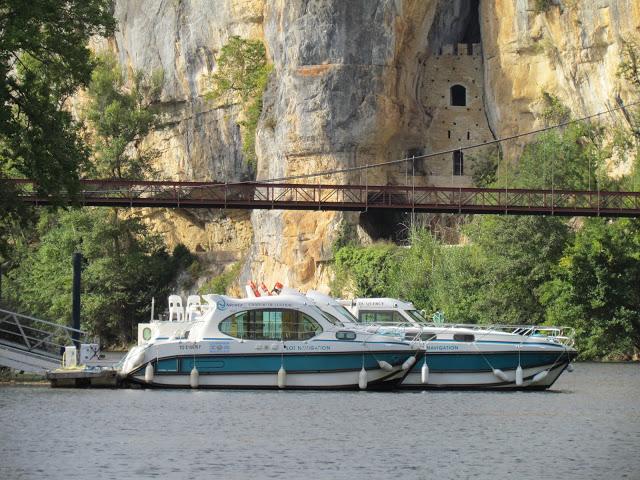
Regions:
[[0, 308, 89, 357]]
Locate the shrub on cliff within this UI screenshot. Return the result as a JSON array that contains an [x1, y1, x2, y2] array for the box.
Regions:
[[206, 36, 272, 167]]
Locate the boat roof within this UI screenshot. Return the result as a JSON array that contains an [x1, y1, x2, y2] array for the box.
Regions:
[[338, 297, 416, 310], [203, 293, 315, 311]]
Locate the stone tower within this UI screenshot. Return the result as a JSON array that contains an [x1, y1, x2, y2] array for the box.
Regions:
[[417, 42, 496, 187]]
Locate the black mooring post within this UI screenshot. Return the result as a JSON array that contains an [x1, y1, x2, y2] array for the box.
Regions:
[[71, 252, 82, 347]]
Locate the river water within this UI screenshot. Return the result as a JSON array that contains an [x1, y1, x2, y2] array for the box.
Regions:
[[0, 363, 638, 480]]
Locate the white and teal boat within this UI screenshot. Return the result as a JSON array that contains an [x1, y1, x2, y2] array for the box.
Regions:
[[120, 294, 422, 390], [309, 293, 578, 390]]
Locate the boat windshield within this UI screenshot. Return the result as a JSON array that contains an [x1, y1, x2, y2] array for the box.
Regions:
[[333, 305, 359, 324], [309, 305, 344, 327], [405, 310, 429, 325]]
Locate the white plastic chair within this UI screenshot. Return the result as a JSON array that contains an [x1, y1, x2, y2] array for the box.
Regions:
[[168, 295, 184, 322], [185, 295, 202, 322]]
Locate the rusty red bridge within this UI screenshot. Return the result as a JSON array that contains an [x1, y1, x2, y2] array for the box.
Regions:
[[7, 178, 640, 217]]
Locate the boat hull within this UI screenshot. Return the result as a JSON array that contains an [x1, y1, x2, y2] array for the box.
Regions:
[[126, 350, 420, 390], [401, 347, 577, 390]]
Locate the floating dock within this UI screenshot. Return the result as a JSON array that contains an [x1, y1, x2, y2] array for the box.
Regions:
[[46, 368, 120, 388]]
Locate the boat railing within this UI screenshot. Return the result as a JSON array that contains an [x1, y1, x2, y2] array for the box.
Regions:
[[418, 323, 576, 347], [355, 321, 575, 347]]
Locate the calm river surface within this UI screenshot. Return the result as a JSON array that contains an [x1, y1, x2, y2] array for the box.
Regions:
[[1, 363, 639, 480]]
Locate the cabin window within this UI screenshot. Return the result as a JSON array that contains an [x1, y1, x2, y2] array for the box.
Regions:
[[156, 358, 178, 373], [450, 84, 467, 106], [321, 310, 345, 327], [453, 151, 464, 176], [359, 310, 406, 324], [453, 333, 475, 342], [336, 331, 357, 341], [219, 309, 322, 341]]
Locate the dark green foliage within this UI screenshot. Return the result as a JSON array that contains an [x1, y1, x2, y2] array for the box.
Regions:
[[465, 215, 570, 325], [198, 262, 241, 295], [505, 122, 608, 191], [0, 0, 115, 256], [206, 36, 271, 166], [83, 52, 163, 179], [540, 219, 640, 359], [331, 243, 402, 298], [541, 91, 571, 125], [470, 150, 499, 187], [4, 209, 183, 345], [533, 0, 554, 14]]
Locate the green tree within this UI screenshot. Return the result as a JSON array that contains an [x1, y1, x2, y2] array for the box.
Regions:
[[540, 219, 640, 359], [0, 0, 115, 256], [503, 122, 608, 191], [83, 52, 163, 179], [206, 36, 271, 166], [465, 215, 570, 325], [6, 209, 186, 345], [331, 243, 403, 298]]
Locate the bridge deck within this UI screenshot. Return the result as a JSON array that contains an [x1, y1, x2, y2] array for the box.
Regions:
[[6, 179, 640, 217]]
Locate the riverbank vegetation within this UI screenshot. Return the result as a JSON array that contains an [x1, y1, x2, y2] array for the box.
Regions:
[[0, 3, 190, 346], [332, 117, 640, 361]]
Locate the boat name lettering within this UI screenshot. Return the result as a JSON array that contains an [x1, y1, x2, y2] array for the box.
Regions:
[[179, 344, 201, 350], [284, 344, 330, 351], [426, 345, 459, 351]]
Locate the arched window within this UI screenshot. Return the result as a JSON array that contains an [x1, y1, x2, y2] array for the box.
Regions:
[[450, 84, 466, 106], [453, 151, 464, 176]]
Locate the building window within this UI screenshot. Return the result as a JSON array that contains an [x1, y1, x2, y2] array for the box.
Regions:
[[450, 84, 466, 106], [453, 151, 464, 176]]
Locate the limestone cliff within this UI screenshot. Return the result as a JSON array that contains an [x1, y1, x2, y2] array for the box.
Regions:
[[105, 0, 640, 292], [481, 0, 640, 160]]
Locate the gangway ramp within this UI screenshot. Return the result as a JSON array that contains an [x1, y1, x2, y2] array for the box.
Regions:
[[0, 308, 88, 373]]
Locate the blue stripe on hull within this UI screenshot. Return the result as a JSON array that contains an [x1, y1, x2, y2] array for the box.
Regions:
[[412, 351, 572, 373], [150, 351, 411, 375]]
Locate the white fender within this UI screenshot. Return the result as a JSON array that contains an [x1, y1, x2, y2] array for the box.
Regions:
[[377, 360, 394, 371], [144, 362, 154, 383], [358, 367, 368, 390], [190, 366, 199, 388], [277, 366, 287, 389], [421, 362, 429, 384], [402, 355, 417, 371], [492, 369, 509, 382], [532, 370, 549, 383], [515, 365, 524, 386]]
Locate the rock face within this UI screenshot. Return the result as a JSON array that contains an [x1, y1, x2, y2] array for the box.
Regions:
[[246, 0, 482, 290], [107, 0, 640, 292], [481, 0, 640, 158]]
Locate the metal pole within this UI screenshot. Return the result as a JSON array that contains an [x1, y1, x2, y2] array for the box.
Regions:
[[151, 297, 155, 322], [71, 252, 82, 347]]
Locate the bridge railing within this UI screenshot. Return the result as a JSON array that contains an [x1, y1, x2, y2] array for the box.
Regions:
[[6, 179, 640, 217], [0, 308, 88, 358]]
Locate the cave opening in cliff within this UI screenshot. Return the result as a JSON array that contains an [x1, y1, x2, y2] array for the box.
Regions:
[[462, 0, 481, 45], [359, 210, 410, 244]]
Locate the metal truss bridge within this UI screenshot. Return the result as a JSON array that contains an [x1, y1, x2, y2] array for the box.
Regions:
[[7, 178, 640, 217]]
